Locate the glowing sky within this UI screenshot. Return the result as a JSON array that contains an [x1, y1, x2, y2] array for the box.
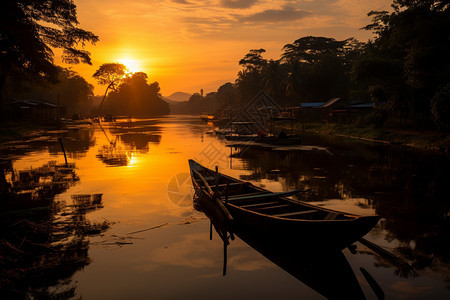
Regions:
[[58, 0, 392, 96]]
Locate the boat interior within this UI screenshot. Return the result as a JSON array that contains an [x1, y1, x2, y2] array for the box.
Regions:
[[191, 164, 352, 221]]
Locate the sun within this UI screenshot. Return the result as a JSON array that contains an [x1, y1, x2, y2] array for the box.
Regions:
[[120, 58, 141, 73]]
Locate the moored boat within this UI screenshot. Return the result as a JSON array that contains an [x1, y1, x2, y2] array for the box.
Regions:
[[189, 159, 380, 251]]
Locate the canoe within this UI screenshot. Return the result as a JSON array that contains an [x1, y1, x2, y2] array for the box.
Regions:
[[189, 159, 380, 251]]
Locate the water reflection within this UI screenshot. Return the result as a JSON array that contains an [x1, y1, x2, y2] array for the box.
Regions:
[[119, 133, 161, 152], [230, 135, 450, 281], [1, 160, 79, 211], [194, 192, 367, 299], [96, 144, 129, 167], [0, 160, 109, 298], [0, 116, 449, 298], [236, 229, 366, 299]]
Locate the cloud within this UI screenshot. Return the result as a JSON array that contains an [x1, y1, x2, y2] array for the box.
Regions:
[[172, 0, 192, 4], [221, 0, 259, 9], [239, 6, 311, 23]]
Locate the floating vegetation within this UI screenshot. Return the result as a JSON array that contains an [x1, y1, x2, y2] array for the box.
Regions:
[[1, 160, 79, 211], [96, 144, 129, 167], [0, 192, 111, 298], [0, 159, 110, 298]]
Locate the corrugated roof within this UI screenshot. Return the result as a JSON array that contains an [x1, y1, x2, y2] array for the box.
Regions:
[[300, 102, 324, 108], [9, 99, 57, 108], [321, 98, 341, 108], [347, 102, 374, 108]]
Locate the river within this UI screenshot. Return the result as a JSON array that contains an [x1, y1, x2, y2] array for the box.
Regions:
[[0, 115, 449, 299]]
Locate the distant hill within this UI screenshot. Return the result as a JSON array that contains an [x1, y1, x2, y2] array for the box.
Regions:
[[165, 92, 192, 102]]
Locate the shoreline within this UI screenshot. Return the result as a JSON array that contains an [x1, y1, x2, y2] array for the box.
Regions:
[[2, 120, 450, 154], [283, 122, 450, 154]]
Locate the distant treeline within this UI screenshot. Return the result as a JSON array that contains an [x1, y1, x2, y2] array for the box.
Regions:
[[8, 67, 95, 116], [177, 1, 450, 130]]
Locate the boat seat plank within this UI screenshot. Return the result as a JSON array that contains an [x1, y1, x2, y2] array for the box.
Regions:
[[240, 201, 280, 208], [325, 212, 340, 220], [253, 204, 290, 211], [215, 182, 247, 188], [274, 210, 317, 217], [228, 191, 270, 200]]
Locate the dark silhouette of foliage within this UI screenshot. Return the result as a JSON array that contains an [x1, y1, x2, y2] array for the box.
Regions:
[[92, 63, 128, 115], [11, 67, 94, 115], [282, 36, 348, 64], [359, 0, 450, 127], [104, 72, 169, 117], [431, 83, 450, 130], [0, 0, 98, 122], [239, 49, 267, 70]]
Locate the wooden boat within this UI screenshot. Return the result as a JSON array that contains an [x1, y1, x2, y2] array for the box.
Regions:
[[189, 159, 380, 251]]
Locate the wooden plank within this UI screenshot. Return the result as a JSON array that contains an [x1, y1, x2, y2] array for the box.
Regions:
[[253, 204, 290, 211], [228, 189, 304, 201], [214, 182, 245, 188], [240, 201, 279, 208], [192, 169, 213, 194], [325, 212, 339, 220], [228, 191, 268, 199], [274, 210, 317, 217]]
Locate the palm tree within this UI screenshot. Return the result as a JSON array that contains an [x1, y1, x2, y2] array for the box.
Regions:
[[262, 59, 286, 100]]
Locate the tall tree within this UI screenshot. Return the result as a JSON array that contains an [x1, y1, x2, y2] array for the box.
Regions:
[[360, 0, 450, 126], [0, 0, 98, 121], [92, 63, 128, 116], [262, 60, 286, 101], [236, 49, 267, 102], [282, 36, 347, 64], [105, 72, 169, 117]]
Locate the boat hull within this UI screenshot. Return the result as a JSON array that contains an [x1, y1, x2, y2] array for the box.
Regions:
[[189, 159, 379, 251]]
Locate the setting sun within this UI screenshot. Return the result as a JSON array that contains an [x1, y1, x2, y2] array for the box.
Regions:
[[119, 58, 141, 74]]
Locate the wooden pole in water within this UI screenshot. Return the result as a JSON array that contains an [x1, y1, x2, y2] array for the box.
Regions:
[[223, 241, 227, 276], [210, 221, 213, 240], [58, 138, 68, 167]]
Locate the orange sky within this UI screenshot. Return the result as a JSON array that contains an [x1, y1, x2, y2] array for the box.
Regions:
[[57, 0, 392, 97]]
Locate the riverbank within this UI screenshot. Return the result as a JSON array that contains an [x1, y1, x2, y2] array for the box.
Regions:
[[287, 123, 450, 153], [0, 123, 51, 144]]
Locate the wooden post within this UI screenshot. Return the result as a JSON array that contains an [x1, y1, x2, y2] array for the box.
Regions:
[[223, 241, 228, 276], [209, 221, 213, 240], [58, 138, 68, 167]]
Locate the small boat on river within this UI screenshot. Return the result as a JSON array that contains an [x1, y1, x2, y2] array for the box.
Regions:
[[189, 159, 380, 251]]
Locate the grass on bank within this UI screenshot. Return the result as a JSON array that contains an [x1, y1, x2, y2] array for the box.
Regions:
[[296, 122, 450, 152]]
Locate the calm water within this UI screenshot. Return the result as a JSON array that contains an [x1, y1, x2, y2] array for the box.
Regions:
[[1, 115, 449, 299]]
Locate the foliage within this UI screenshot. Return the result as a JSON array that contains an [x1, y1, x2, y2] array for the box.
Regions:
[[358, 0, 450, 127], [281, 36, 348, 64], [104, 72, 169, 117], [235, 36, 356, 104], [431, 83, 450, 130], [93, 63, 128, 90], [0, 0, 98, 121], [92, 63, 128, 115], [11, 68, 94, 115]]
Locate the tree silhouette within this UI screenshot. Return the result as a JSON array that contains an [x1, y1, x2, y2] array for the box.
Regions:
[[105, 72, 169, 117], [92, 63, 128, 116], [282, 36, 347, 64], [0, 0, 98, 122]]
